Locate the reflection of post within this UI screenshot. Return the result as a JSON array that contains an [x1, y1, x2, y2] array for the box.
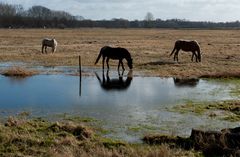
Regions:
[[79, 55, 82, 96]]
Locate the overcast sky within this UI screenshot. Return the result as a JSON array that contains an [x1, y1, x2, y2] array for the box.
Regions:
[[1, 0, 240, 22]]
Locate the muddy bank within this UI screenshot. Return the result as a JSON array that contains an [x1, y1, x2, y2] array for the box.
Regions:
[[143, 126, 240, 157], [200, 71, 240, 79], [1, 61, 240, 79]]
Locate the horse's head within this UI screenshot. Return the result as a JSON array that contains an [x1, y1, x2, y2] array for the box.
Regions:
[[197, 51, 202, 62], [127, 58, 133, 69]]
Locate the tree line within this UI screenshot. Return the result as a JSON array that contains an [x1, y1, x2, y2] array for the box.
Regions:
[[1, 3, 240, 29]]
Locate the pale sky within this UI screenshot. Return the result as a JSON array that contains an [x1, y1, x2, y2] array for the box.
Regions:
[[1, 0, 240, 22]]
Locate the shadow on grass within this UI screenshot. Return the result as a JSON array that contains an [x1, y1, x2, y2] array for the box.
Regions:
[[141, 60, 177, 66]]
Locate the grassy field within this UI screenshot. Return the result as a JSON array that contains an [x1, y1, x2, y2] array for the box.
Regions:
[[0, 28, 240, 77]]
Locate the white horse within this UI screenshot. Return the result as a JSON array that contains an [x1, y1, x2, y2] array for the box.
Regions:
[[42, 38, 57, 54]]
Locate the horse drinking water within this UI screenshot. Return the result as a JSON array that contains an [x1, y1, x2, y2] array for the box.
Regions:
[[95, 46, 133, 71], [170, 40, 201, 62], [42, 38, 57, 54]]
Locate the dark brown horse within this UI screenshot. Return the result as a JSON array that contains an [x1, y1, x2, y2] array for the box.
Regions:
[[170, 40, 201, 62], [95, 46, 133, 70]]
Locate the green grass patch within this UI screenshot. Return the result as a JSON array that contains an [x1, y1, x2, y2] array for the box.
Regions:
[[170, 100, 240, 122], [171, 101, 206, 115], [222, 115, 240, 122], [100, 138, 127, 149], [206, 78, 240, 98], [128, 126, 142, 132], [63, 116, 97, 123]]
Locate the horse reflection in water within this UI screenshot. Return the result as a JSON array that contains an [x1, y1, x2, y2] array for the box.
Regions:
[[95, 70, 133, 91], [173, 77, 199, 87]]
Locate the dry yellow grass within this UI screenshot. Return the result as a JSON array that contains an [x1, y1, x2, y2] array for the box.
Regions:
[[0, 28, 240, 77], [2, 66, 38, 77]]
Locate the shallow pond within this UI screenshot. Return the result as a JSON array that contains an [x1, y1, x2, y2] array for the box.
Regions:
[[0, 68, 239, 142]]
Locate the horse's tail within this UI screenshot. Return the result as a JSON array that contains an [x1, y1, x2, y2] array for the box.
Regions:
[[53, 39, 57, 53], [42, 39, 45, 46], [170, 47, 176, 56], [41, 39, 45, 53], [170, 41, 177, 56], [196, 41, 202, 62], [197, 50, 202, 62], [95, 49, 102, 65]]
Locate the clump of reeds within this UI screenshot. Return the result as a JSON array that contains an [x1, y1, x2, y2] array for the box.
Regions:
[[1, 66, 38, 77]]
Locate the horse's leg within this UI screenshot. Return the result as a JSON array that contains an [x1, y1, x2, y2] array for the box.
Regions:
[[42, 45, 44, 54], [191, 51, 195, 62], [118, 60, 121, 71], [170, 47, 176, 57], [102, 56, 105, 70], [195, 51, 198, 62], [45, 46, 47, 54], [106, 58, 110, 70], [120, 60, 125, 71], [192, 51, 198, 62], [53, 46, 56, 53], [173, 50, 177, 61], [197, 51, 201, 62], [118, 60, 125, 71], [174, 49, 179, 62]]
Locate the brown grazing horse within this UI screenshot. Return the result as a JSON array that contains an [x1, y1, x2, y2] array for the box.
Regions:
[[95, 46, 133, 71], [170, 40, 201, 62]]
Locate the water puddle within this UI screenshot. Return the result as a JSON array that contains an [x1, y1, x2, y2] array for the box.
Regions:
[[0, 64, 239, 142]]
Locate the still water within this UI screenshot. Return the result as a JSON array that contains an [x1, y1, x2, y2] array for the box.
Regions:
[[0, 70, 238, 142]]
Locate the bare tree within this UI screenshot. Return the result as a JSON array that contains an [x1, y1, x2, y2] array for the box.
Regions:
[[53, 11, 75, 20], [28, 6, 51, 19], [0, 3, 17, 16], [144, 12, 154, 21]]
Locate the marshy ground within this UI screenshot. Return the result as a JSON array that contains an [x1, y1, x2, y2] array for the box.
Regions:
[[0, 114, 201, 157]]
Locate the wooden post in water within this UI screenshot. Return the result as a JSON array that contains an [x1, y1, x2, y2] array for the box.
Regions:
[[79, 55, 82, 96]]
